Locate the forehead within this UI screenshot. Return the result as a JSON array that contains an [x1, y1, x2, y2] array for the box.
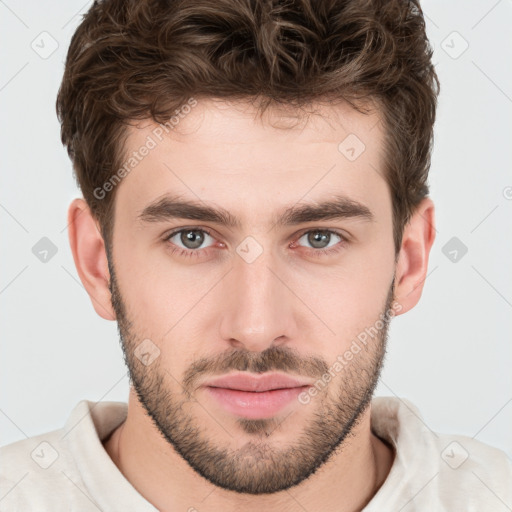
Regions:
[[126, 98, 382, 148], [114, 98, 388, 228]]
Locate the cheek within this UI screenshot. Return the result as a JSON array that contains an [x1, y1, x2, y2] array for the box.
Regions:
[[113, 223, 208, 324], [113, 240, 223, 377], [286, 239, 395, 352]]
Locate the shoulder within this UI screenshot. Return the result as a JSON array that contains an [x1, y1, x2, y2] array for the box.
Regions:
[[0, 399, 123, 511], [370, 396, 512, 509], [0, 429, 87, 511], [433, 431, 512, 505]]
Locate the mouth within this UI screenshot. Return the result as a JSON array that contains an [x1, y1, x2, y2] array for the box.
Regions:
[[203, 372, 313, 392], [201, 372, 313, 420]]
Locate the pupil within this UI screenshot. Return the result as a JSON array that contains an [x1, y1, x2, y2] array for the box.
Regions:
[[309, 231, 329, 249], [182, 230, 204, 249]]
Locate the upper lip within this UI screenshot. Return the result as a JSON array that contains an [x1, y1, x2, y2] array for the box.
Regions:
[[203, 372, 313, 392]]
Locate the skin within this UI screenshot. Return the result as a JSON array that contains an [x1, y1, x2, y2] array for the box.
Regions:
[[68, 98, 435, 512]]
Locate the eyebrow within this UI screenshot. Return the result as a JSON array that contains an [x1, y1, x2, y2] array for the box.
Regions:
[[137, 194, 374, 228]]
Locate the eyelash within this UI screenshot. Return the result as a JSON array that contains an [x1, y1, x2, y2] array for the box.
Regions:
[[162, 227, 348, 259]]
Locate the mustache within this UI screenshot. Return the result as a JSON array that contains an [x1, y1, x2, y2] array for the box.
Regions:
[[182, 345, 329, 392]]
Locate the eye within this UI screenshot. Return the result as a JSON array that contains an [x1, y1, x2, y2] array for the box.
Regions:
[[162, 227, 347, 260], [293, 229, 347, 256], [164, 228, 216, 252]]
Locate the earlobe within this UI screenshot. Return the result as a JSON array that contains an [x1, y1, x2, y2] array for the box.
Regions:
[[67, 198, 116, 321], [393, 197, 436, 315]]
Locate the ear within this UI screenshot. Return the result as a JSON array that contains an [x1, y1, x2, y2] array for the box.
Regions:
[[67, 198, 115, 321], [393, 197, 436, 315]]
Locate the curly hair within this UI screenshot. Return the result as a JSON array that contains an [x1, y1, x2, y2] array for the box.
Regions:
[[56, 0, 439, 254]]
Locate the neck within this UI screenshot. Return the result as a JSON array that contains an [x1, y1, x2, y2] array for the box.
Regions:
[[104, 389, 395, 512]]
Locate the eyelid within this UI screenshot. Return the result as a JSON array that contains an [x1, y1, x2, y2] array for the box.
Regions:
[[163, 226, 215, 240], [294, 227, 349, 242], [163, 226, 349, 242], [163, 226, 220, 250], [291, 229, 348, 255], [162, 226, 349, 256]]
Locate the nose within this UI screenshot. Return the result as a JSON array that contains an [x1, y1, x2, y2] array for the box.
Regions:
[[218, 248, 296, 352]]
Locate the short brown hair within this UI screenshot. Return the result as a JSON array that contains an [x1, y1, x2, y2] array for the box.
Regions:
[[56, 0, 439, 255]]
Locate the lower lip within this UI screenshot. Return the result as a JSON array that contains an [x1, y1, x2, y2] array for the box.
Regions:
[[204, 386, 310, 419]]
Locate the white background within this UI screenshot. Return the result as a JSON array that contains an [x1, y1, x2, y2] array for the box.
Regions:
[[1, 0, 511, 462]]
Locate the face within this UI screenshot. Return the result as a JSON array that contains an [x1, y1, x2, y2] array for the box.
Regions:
[[107, 99, 399, 494]]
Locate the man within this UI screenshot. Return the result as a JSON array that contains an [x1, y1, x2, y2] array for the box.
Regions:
[[1, 0, 511, 510]]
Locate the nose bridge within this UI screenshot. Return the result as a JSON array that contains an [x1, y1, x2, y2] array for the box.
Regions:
[[219, 244, 293, 350]]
